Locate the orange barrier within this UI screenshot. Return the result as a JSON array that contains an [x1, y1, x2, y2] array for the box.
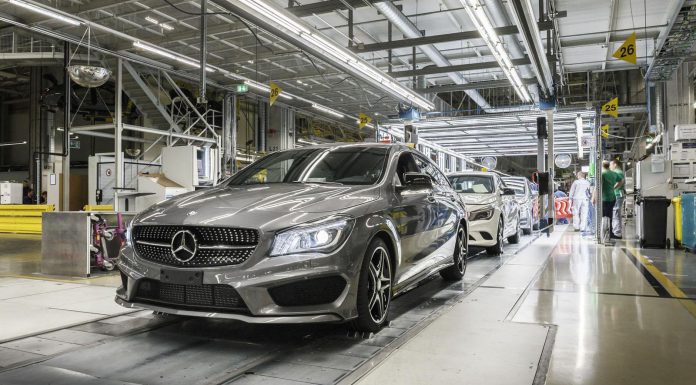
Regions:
[[554, 197, 573, 218]]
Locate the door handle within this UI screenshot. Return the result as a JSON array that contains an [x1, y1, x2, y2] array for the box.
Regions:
[[426, 194, 436, 203]]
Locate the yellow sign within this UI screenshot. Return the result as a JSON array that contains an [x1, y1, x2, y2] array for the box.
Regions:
[[358, 113, 372, 129], [269, 81, 282, 106], [602, 97, 619, 118], [481, 167, 488, 172], [601, 124, 609, 139], [612, 32, 637, 65]]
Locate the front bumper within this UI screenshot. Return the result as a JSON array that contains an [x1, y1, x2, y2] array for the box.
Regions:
[[115, 233, 365, 322], [467, 211, 499, 247]]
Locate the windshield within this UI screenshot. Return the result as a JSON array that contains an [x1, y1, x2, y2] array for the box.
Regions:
[[226, 146, 389, 186], [448, 175, 494, 194]]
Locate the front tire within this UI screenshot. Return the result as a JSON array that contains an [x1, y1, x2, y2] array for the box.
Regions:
[[352, 238, 392, 333], [440, 226, 467, 281], [508, 218, 521, 244], [486, 217, 504, 256]]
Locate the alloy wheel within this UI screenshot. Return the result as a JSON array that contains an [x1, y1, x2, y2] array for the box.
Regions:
[[456, 228, 467, 273], [367, 246, 392, 324]]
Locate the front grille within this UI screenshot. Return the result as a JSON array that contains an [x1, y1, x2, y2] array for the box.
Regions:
[[269, 276, 347, 307], [133, 225, 259, 267], [134, 278, 248, 312]]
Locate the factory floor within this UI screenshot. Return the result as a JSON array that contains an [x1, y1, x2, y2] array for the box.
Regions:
[[0, 224, 695, 384]]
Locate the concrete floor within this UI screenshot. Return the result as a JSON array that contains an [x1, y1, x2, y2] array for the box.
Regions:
[[0, 224, 695, 384]]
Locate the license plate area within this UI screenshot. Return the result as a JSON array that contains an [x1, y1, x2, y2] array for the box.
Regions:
[[160, 268, 203, 285]]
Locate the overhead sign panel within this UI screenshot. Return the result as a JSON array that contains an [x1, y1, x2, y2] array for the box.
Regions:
[[602, 97, 619, 118], [269, 81, 282, 106], [612, 32, 637, 65]]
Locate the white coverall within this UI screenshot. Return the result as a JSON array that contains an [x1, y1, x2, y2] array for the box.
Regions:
[[569, 178, 591, 231]]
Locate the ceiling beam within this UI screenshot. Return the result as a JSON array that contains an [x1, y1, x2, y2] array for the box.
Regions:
[[351, 21, 553, 53], [388, 58, 533, 78], [287, 0, 372, 17], [415, 78, 537, 93]]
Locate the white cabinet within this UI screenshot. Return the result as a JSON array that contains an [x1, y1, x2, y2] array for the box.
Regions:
[[0, 183, 23, 204]]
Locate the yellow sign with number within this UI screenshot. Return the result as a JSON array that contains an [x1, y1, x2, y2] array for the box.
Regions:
[[602, 97, 619, 118], [269, 81, 282, 106], [612, 32, 637, 65], [358, 113, 372, 129], [601, 124, 609, 139]]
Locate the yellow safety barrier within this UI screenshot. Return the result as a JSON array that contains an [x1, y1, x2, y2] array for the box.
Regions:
[[673, 196, 682, 248], [0, 204, 55, 234], [82, 204, 114, 212]]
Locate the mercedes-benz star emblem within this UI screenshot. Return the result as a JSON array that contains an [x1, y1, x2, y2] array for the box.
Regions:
[[170, 230, 197, 262]]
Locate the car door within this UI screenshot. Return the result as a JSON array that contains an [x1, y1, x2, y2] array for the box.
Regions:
[[390, 152, 441, 286], [498, 177, 516, 236], [413, 154, 459, 266]]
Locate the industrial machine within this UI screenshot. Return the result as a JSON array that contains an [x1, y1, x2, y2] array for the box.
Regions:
[[0, 182, 23, 204]]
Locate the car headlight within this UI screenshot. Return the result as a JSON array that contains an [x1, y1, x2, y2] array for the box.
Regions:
[[270, 216, 355, 256], [125, 220, 134, 247], [469, 207, 494, 221]]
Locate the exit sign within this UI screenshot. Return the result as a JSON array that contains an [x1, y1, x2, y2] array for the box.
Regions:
[[236, 83, 249, 93], [70, 139, 80, 149]]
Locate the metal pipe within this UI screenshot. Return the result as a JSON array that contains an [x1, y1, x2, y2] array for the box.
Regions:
[[222, 93, 237, 174], [373, 1, 492, 110], [115, 58, 123, 212], [121, 124, 217, 143], [199, 0, 207, 105], [546, 109, 554, 232]]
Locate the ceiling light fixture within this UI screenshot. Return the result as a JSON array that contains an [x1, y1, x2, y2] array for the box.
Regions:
[[230, 0, 434, 111], [312, 104, 344, 118], [459, 0, 532, 103], [9, 0, 81, 26], [146, 16, 174, 31], [133, 41, 214, 72], [575, 114, 584, 158]]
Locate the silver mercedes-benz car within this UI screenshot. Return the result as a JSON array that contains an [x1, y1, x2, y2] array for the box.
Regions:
[[116, 143, 468, 332]]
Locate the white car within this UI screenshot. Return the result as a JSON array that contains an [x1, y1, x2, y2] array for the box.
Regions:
[[502, 176, 537, 235], [448, 171, 521, 255]]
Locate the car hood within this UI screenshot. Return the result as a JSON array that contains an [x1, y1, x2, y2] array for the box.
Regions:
[[134, 183, 380, 231], [457, 193, 496, 206]]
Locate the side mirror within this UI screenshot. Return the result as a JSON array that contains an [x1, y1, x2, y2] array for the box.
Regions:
[[402, 172, 433, 188], [502, 188, 516, 196]]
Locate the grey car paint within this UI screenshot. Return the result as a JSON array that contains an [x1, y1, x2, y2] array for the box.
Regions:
[[502, 176, 536, 232], [116, 143, 467, 323]]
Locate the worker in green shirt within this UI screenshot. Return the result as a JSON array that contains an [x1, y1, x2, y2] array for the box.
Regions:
[[610, 159, 625, 239], [593, 161, 619, 243]]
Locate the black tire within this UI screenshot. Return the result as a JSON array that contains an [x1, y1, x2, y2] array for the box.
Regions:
[[440, 226, 467, 281], [508, 219, 521, 244], [486, 217, 504, 256], [522, 227, 532, 235], [351, 238, 393, 333]]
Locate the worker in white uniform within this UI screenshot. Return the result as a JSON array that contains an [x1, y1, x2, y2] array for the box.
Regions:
[[568, 171, 591, 232]]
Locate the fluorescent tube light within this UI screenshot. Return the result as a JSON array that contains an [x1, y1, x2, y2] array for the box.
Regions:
[[145, 16, 159, 25], [133, 41, 215, 72], [9, 0, 81, 26], [231, 0, 433, 111], [146, 15, 174, 31], [312, 104, 344, 118], [460, 0, 531, 103], [244, 81, 294, 100]]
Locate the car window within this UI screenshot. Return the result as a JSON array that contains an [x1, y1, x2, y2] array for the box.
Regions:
[[448, 175, 494, 194], [414, 155, 449, 187], [395, 152, 420, 185]]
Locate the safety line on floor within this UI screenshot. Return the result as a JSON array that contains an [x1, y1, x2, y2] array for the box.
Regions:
[[622, 247, 696, 319], [622, 247, 673, 298], [0, 273, 115, 284]]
